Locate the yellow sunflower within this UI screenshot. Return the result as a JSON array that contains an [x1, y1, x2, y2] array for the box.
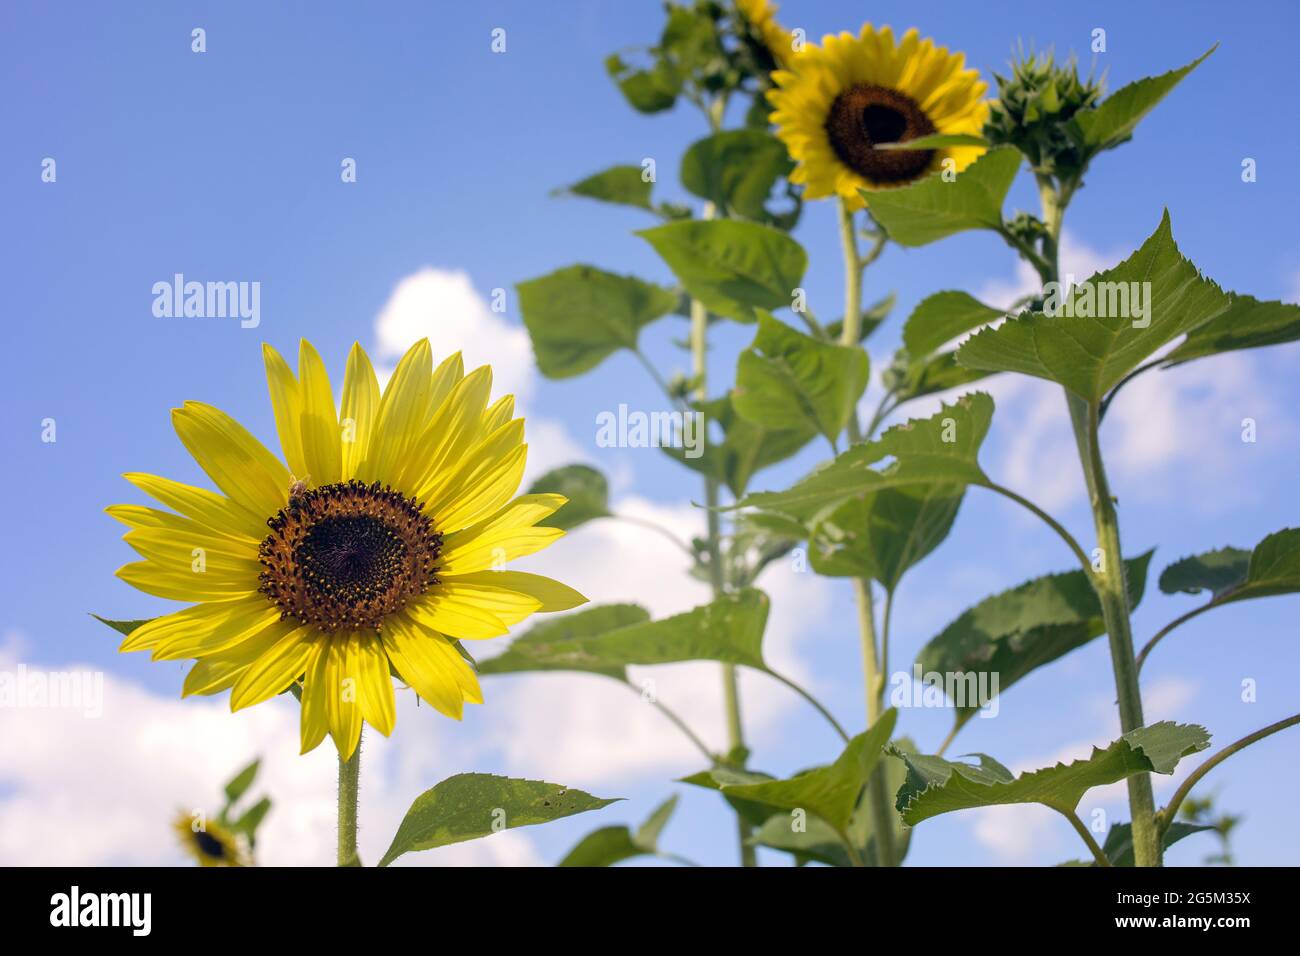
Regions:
[[768, 24, 989, 209], [173, 812, 250, 867], [110, 339, 586, 759], [735, 0, 797, 68]]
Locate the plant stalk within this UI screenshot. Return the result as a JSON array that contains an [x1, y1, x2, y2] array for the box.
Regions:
[[1036, 177, 1160, 866], [838, 197, 898, 866], [337, 737, 361, 867]]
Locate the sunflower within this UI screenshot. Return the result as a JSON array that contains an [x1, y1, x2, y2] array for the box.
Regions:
[[173, 812, 250, 867], [735, 0, 796, 69], [110, 339, 586, 758], [768, 24, 988, 209]]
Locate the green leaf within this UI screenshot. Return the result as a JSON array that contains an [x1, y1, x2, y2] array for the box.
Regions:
[[605, 54, 679, 113], [894, 722, 1210, 826], [722, 710, 898, 838], [663, 393, 814, 498], [480, 590, 771, 675], [1161, 528, 1300, 607], [681, 129, 793, 223], [1071, 47, 1215, 153], [865, 146, 1022, 247], [903, 290, 1004, 357], [810, 485, 964, 589], [1164, 293, 1300, 365], [516, 265, 678, 379], [849, 740, 914, 866], [557, 795, 679, 867], [825, 292, 896, 343], [92, 615, 150, 636], [733, 313, 869, 443], [478, 604, 650, 680], [223, 759, 260, 805], [884, 349, 994, 406], [230, 797, 272, 846], [750, 813, 853, 867], [1101, 820, 1213, 867], [1159, 548, 1252, 599], [526, 464, 610, 530], [958, 210, 1232, 402], [637, 220, 807, 323], [556, 164, 653, 211], [679, 767, 782, 829], [380, 774, 620, 866], [916, 553, 1154, 727], [734, 392, 994, 523], [557, 826, 643, 867]]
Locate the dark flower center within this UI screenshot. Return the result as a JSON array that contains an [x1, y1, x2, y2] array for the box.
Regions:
[[824, 84, 937, 183], [258, 480, 442, 632], [194, 830, 227, 859]]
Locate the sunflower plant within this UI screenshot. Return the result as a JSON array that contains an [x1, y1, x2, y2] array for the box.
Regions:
[[508, 1, 1300, 868], [99, 340, 622, 865]]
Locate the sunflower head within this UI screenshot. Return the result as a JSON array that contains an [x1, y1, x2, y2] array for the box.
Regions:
[[173, 812, 250, 867], [984, 50, 1104, 184], [768, 24, 989, 209], [734, 0, 797, 71], [110, 338, 587, 759]]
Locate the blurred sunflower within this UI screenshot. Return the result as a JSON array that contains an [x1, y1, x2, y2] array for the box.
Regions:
[[735, 0, 796, 68], [173, 813, 249, 867], [768, 24, 988, 209], [109, 339, 585, 759]]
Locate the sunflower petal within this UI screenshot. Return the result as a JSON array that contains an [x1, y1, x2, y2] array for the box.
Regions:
[[437, 526, 564, 575], [406, 586, 524, 639], [323, 635, 364, 758], [116, 561, 259, 602], [437, 570, 588, 612], [355, 634, 396, 737], [123, 472, 265, 540], [172, 402, 289, 519], [297, 339, 343, 486], [359, 339, 433, 481], [299, 641, 331, 754], [340, 343, 380, 480], [382, 614, 476, 718], [229, 625, 315, 711], [262, 343, 309, 478], [150, 601, 284, 661]]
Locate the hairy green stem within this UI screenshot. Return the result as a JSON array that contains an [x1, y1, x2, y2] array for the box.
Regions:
[[1026, 176, 1159, 866], [337, 736, 361, 867], [1056, 807, 1112, 866], [837, 197, 899, 866]]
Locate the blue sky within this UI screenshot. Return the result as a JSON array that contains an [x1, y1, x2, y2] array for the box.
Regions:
[[2, 0, 1297, 866]]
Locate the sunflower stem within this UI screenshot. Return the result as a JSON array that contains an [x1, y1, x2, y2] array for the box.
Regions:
[[1033, 177, 1160, 867], [337, 734, 362, 867], [837, 196, 898, 867]]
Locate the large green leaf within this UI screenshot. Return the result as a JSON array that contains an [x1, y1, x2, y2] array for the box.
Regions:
[[894, 722, 1210, 825], [1160, 528, 1300, 607], [662, 394, 815, 497], [734, 392, 994, 523], [556, 164, 653, 211], [605, 54, 679, 113], [1071, 47, 1215, 154], [527, 464, 610, 531], [865, 147, 1022, 247], [557, 795, 678, 867], [733, 313, 869, 443], [721, 710, 898, 838], [958, 211, 1232, 402], [480, 590, 771, 675], [478, 604, 650, 680], [681, 129, 793, 223], [516, 265, 678, 379], [903, 290, 1004, 357], [379, 774, 619, 866], [1164, 293, 1300, 365], [751, 814, 853, 867], [679, 767, 782, 830], [810, 485, 964, 589], [917, 552, 1154, 727], [223, 759, 261, 805], [637, 220, 807, 323]]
